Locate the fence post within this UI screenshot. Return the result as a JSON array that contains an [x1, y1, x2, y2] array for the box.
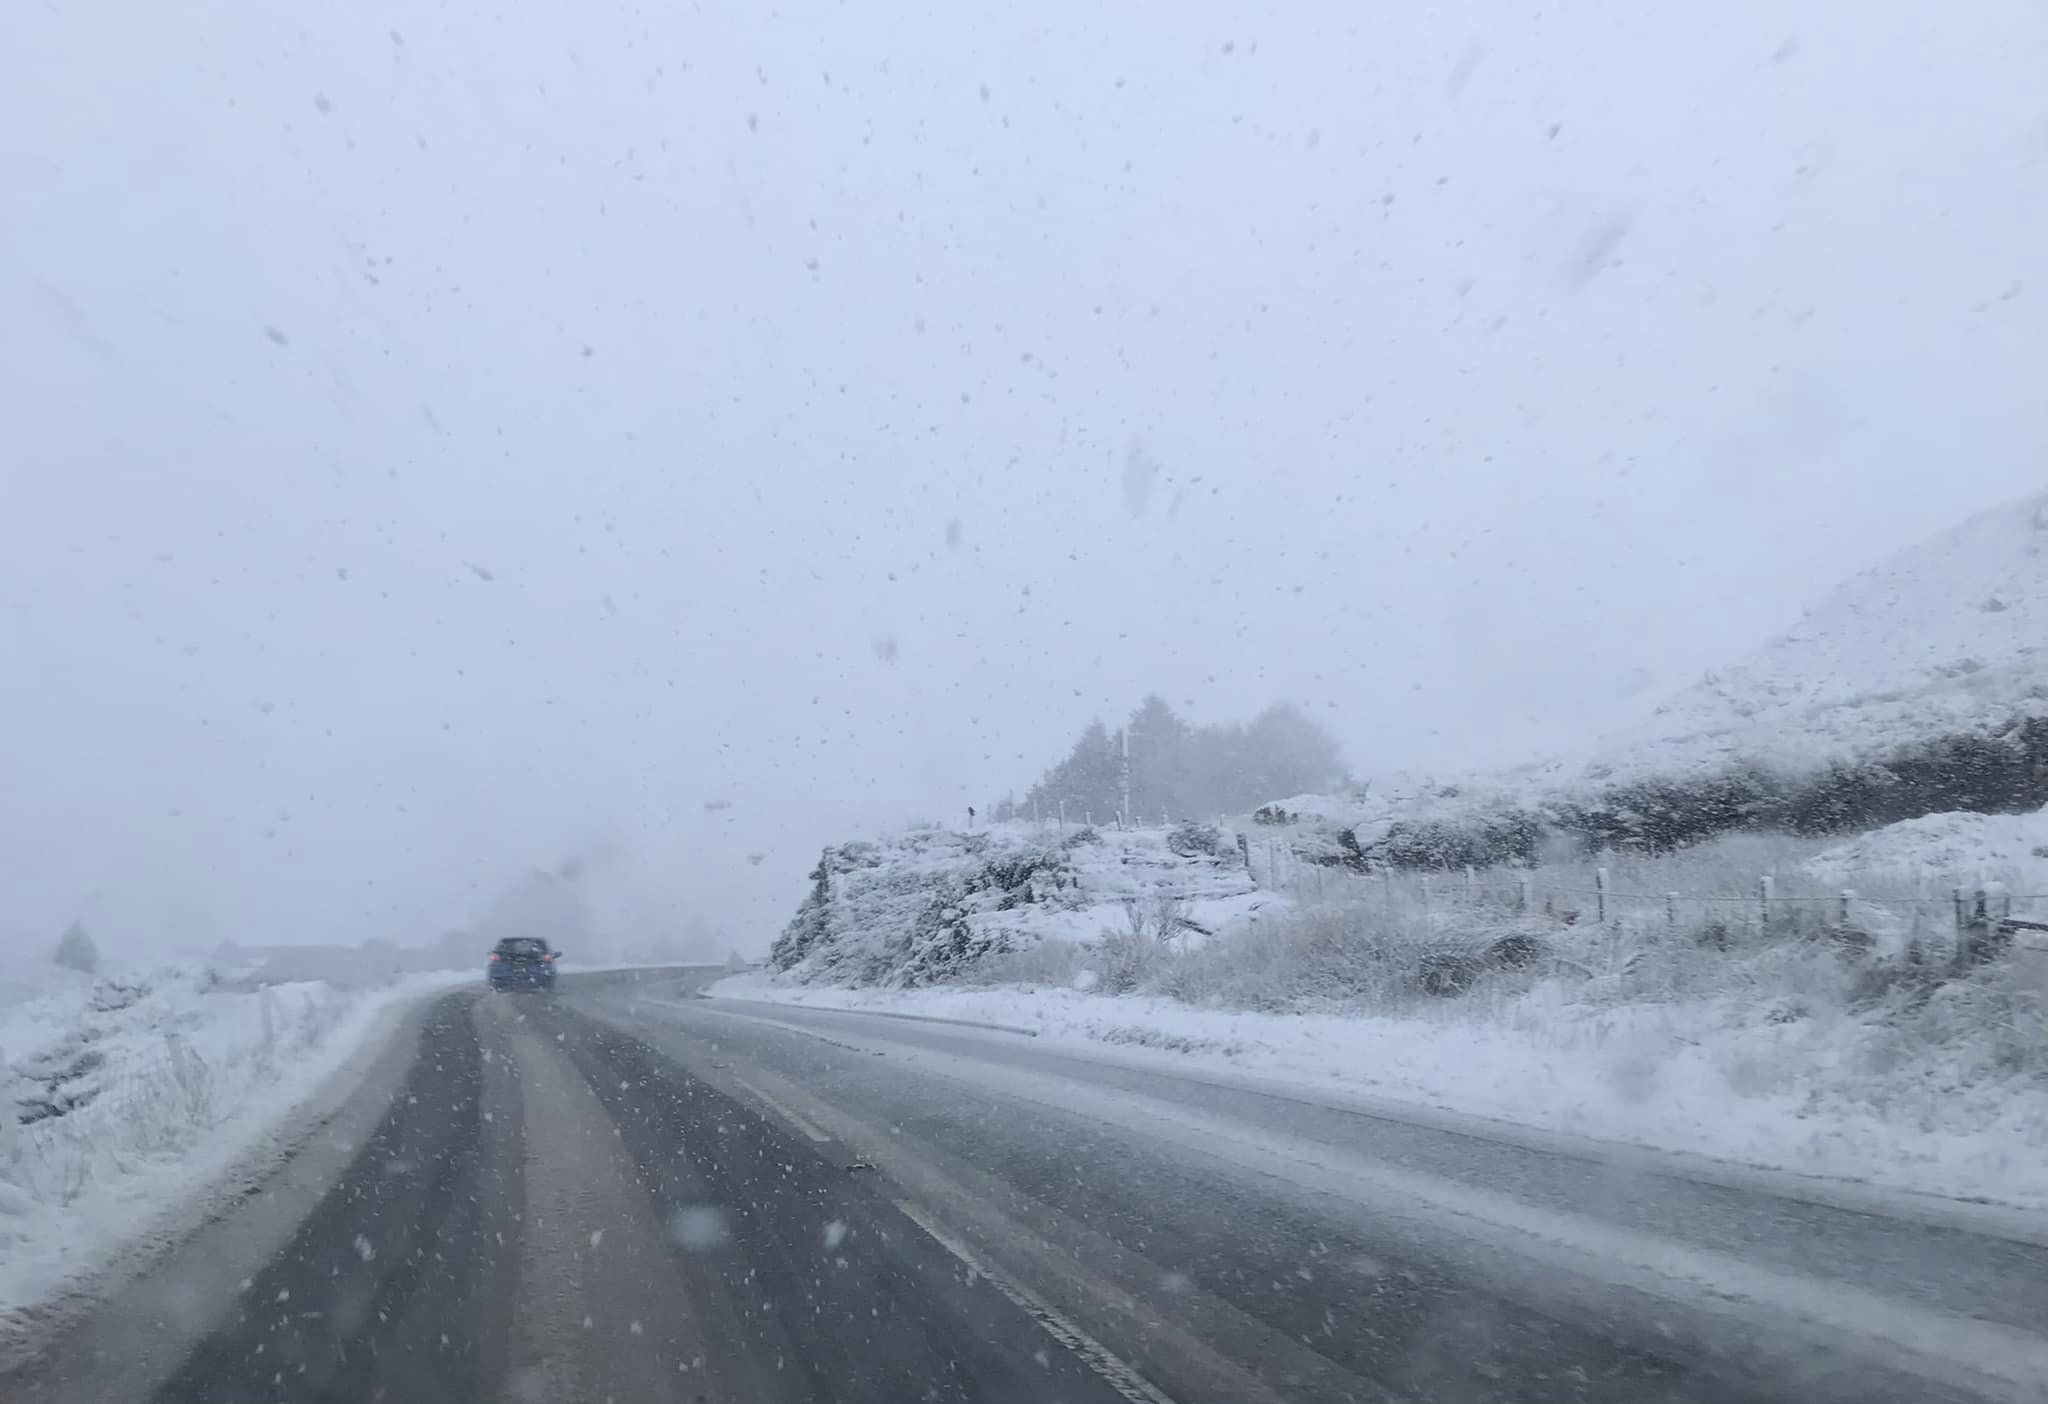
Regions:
[[1666, 892, 1679, 930], [1464, 864, 1477, 901], [1518, 875, 1532, 914], [1838, 889, 1854, 925], [1953, 887, 1969, 971], [1058, 799, 1067, 832], [1595, 867, 1609, 924], [1421, 872, 1433, 925], [1237, 832, 1253, 880], [1759, 875, 1774, 929]]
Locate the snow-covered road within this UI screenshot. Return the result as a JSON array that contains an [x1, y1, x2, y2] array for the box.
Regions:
[[8, 967, 2045, 1403], [704, 970, 2048, 1213]]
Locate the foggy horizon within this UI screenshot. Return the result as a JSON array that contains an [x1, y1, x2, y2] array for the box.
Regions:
[[6, 2, 2045, 957]]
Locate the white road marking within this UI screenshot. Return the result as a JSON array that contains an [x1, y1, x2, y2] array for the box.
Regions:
[[728, 1072, 833, 1143], [890, 1196, 1178, 1404]]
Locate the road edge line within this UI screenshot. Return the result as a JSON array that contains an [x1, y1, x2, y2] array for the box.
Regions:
[[702, 995, 1040, 1037], [727, 1073, 833, 1143], [887, 1196, 1177, 1404]]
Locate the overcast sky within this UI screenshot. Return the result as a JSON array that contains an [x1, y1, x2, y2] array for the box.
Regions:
[[4, 2, 2045, 956]]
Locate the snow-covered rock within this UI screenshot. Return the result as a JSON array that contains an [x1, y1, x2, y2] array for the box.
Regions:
[[771, 822, 1273, 987]]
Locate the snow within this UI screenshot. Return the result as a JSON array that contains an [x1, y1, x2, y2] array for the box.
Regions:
[[0, 961, 468, 1341], [1806, 805, 2048, 889], [710, 960, 2048, 1213]]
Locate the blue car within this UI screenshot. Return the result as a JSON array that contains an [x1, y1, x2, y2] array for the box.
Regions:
[[488, 937, 559, 991]]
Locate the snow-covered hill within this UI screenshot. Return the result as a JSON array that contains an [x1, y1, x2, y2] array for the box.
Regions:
[[1266, 489, 2048, 865], [1602, 489, 2048, 779]]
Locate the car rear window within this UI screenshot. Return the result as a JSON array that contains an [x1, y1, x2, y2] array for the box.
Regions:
[[496, 939, 547, 956]]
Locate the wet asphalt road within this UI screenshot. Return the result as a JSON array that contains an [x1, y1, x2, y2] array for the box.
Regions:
[[13, 969, 2048, 1404]]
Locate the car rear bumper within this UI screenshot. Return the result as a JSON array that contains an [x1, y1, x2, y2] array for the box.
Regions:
[[488, 969, 556, 987]]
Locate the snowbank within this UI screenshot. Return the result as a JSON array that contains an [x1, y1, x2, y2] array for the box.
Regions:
[[0, 962, 467, 1343], [711, 960, 2048, 1211]]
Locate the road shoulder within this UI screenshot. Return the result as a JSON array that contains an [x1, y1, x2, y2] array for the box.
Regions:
[[0, 988, 451, 1402]]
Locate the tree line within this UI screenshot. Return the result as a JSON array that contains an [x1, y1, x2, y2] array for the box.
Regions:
[[991, 696, 1347, 825]]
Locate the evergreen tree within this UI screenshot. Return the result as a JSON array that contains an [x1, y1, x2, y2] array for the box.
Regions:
[[53, 921, 99, 974], [1126, 694, 1194, 818], [1022, 699, 1346, 822], [1025, 719, 1122, 821]]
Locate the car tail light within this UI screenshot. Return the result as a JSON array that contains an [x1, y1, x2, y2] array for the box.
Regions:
[[544, 952, 556, 962], [489, 952, 500, 962]]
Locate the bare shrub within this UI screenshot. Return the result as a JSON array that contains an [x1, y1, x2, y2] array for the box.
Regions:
[[1096, 904, 1166, 994], [968, 939, 1086, 988]]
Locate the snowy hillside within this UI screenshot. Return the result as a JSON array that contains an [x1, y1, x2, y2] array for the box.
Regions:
[[1240, 489, 2048, 869], [771, 822, 1271, 987], [1605, 489, 2048, 777]]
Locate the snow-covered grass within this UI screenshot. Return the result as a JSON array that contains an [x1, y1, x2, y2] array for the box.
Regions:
[[0, 961, 467, 1340]]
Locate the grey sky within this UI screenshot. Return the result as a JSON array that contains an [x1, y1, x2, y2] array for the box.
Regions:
[[4, 2, 2045, 954]]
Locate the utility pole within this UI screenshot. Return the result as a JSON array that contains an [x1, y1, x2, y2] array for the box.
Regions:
[[1119, 726, 1132, 830]]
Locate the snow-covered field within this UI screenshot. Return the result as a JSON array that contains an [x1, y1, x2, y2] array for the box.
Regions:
[[712, 954, 2048, 1212], [0, 962, 466, 1348]]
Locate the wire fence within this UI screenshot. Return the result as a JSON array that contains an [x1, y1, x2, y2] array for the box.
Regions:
[[1242, 839, 2048, 943]]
